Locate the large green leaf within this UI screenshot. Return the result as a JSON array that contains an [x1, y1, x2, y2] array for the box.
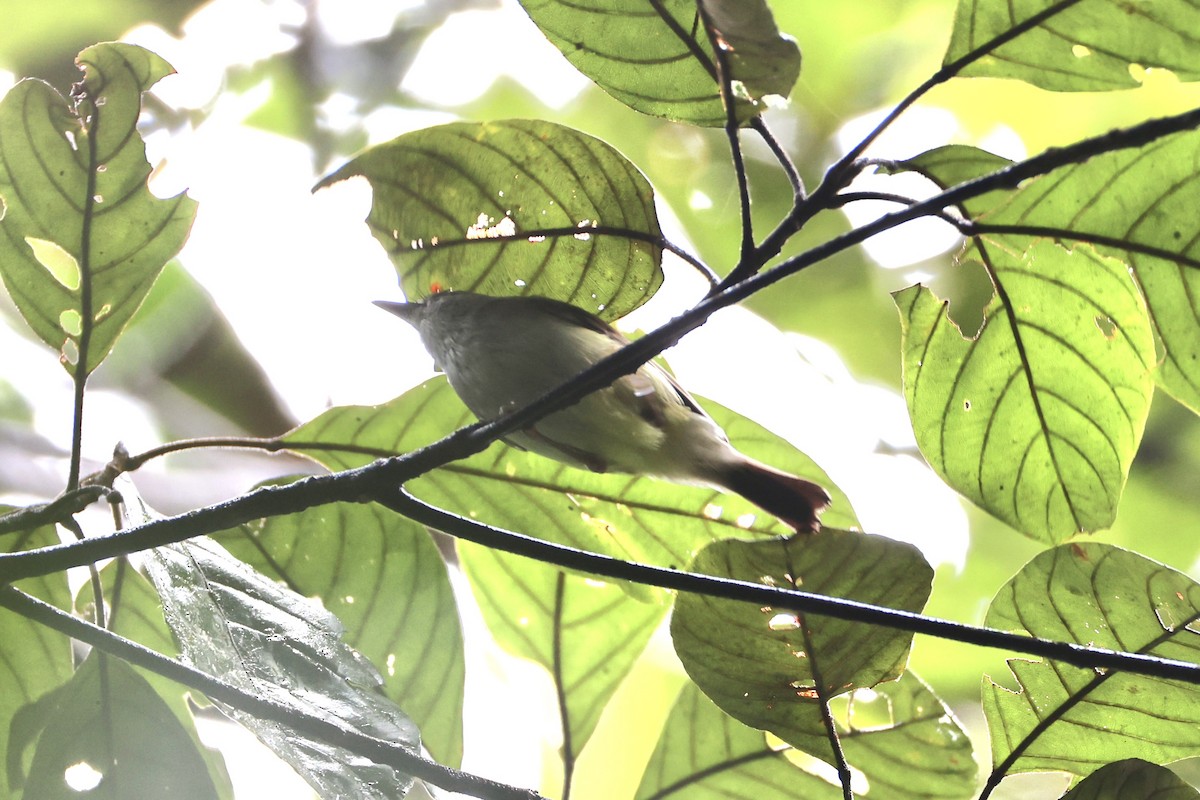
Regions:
[[894, 240, 1155, 543], [945, 0, 1200, 91], [288, 377, 854, 578], [903, 135, 1200, 413], [1061, 759, 1200, 800], [0, 43, 196, 377], [314, 119, 661, 320], [0, 522, 73, 796], [636, 676, 976, 800], [670, 529, 933, 756], [457, 545, 665, 769], [21, 654, 220, 800], [983, 543, 1200, 783], [120, 478, 421, 799], [213, 501, 466, 768], [519, 0, 800, 127]]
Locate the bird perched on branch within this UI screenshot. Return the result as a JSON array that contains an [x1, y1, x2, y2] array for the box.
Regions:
[[376, 291, 831, 532]]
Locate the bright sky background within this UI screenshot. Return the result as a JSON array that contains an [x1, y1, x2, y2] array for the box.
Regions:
[[0, 0, 1000, 796]]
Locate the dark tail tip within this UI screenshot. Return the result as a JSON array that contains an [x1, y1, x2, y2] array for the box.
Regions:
[[718, 460, 832, 533]]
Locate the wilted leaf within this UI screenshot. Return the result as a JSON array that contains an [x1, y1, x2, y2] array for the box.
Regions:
[[945, 0, 1200, 90], [983, 543, 1200, 782], [120, 479, 421, 799], [520, 0, 799, 126], [22, 654, 219, 800], [214, 501, 465, 768], [315, 119, 661, 320], [671, 529, 933, 755], [0, 43, 196, 377]]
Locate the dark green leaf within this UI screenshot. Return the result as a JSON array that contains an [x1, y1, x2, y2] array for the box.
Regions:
[[74, 561, 234, 799], [457, 546, 665, 762], [894, 241, 1155, 542], [315, 119, 661, 320], [0, 43, 196, 376], [945, 0, 1200, 91], [22, 654, 219, 800], [214, 501, 466, 768], [0, 522, 73, 795], [983, 543, 1200, 781], [121, 478, 420, 799], [1061, 759, 1200, 799], [520, 0, 799, 126], [288, 378, 854, 578], [671, 529, 933, 754]]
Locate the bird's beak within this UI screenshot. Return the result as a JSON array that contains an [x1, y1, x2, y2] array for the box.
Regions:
[[373, 300, 422, 325]]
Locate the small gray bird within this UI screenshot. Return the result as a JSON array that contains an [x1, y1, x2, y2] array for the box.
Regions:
[[376, 291, 831, 532]]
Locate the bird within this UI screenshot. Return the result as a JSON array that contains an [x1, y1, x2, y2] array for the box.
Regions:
[[376, 290, 831, 532]]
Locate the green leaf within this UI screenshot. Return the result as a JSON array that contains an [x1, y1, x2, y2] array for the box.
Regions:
[[0, 43, 197, 377], [894, 240, 1155, 543], [902, 135, 1200, 413], [636, 676, 976, 800], [0, 522, 73, 795], [983, 543, 1200, 782], [120, 479, 421, 799], [670, 529, 933, 755], [315, 119, 661, 320], [288, 377, 854, 578], [213, 500, 466, 768], [457, 546, 665, 764], [520, 0, 799, 127], [945, 0, 1200, 91], [22, 654, 219, 800], [1061, 759, 1200, 800], [74, 561, 234, 799]]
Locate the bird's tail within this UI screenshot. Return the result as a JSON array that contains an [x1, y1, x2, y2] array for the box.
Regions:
[[716, 459, 832, 533]]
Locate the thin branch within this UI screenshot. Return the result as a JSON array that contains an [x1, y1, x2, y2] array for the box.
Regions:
[[552, 573, 575, 800], [376, 492, 1200, 685], [0, 584, 542, 800], [751, 116, 805, 201], [800, 623, 852, 800], [0, 486, 110, 536]]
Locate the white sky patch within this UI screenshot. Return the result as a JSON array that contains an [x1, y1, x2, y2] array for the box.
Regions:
[[401, 2, 590, 108]]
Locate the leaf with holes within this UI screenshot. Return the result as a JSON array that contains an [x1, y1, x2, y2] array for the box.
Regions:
[[901, 133, 1200, 414], [21, 654, 220, 800], [1061, 759, 1200, 799], [314, 119, 660, 320], [0, 520, 73, 795], [945, 0, 1200, 91], [0, 43, 196, 376], [670, 529, 933, 755], [636, 676, 975, 800], [520, 0, 799, 126], [287, 377, 854, 582], [894, 239, 1155, 543], [982, 543, 1200, 784], [458, 547, 665, 765], [213, 500, 466, 768]]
